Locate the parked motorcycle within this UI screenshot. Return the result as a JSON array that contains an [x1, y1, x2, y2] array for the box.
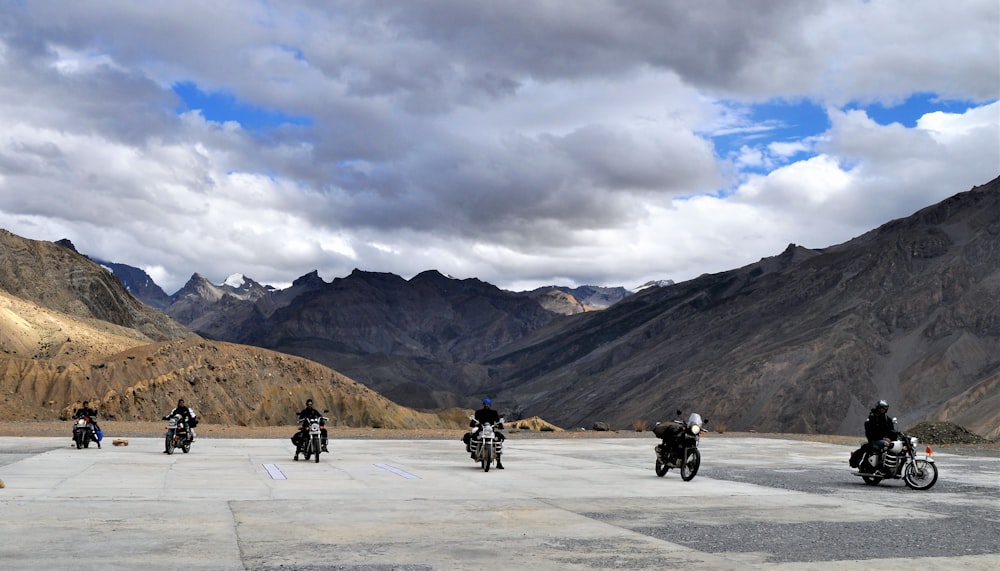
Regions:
[[850, 431, 938, 489], [653, 411, 706, 481], [293, 416, 328, 463], [72, 415, 101, 449], [469, 415, 504, 472], [163, 414, 194, 455]]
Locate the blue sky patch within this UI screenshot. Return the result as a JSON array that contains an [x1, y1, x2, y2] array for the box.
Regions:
[[709, 99, 829, 172], [172, 81, 312, 131], [847, 92, 979, 128]]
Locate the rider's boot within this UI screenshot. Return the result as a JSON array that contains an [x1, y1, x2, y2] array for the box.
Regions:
[[496, 454, 504, 469], [874, 452, 886, 475], [322, 438, 329, 452]]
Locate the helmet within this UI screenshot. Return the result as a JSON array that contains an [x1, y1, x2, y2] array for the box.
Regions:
[[482, 398, 492, 406], [876, 400, 888, 409]]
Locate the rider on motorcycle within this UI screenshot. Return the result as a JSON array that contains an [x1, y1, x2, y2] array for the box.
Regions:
[[73, 400, 101, 439], [162, 398, 197, 452], [463, 398, 505, 469], [295, 399, 328, 452], [865, 399, 897, 472]]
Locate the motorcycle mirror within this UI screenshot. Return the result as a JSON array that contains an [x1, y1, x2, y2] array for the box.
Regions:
[[676, 409, 682, 416], [892, 417, 898, 423]]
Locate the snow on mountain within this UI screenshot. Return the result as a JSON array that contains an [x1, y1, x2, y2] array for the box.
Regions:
[[223, 273, 247, 289]]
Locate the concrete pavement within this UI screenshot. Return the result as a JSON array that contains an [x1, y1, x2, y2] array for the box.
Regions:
[[1, 435, 998, 570]]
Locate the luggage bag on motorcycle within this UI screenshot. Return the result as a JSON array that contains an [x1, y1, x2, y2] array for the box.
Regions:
[[849, 444, 872, 468], [653, 422, 683, 441]]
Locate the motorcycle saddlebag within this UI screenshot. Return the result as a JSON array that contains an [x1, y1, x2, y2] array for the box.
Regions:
[[653, 422, 683, 441], [849, 445, 871, 468], [96, 429, 103, 442]]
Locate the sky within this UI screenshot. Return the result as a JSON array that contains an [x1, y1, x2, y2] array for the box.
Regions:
[[0, 1, 997, 295]]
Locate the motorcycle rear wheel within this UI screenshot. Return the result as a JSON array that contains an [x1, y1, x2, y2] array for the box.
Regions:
[[655, 458, 668, 477], [680, 449, 701, 481], [861, 475, 882, 485], [904, 460, 938, 490]]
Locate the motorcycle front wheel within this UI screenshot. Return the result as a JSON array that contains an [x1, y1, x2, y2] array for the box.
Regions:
[[482, 445, 494, 472], [312, 436, 321, 463], [655, 458, 668, 477], [165, 435, 175, 455], [904, 459, 938, 490], [75, 434, 84, 449], [680, 448, 701, 481]]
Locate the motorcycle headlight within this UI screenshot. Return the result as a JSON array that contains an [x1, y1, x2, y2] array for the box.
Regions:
[[690, 425, 701, 435]]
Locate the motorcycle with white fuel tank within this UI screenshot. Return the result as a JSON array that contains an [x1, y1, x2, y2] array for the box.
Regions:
[[163, 413, 194, 454], [469, 415, 505, 472], [72, 414, 101, 449], [293, 416, 328, 463], [652, 411, 706, 481], [850, 427, 938, 489]]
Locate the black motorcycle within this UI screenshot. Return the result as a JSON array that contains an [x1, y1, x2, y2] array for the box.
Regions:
[[653, 411, 706, 481], [72, 414, 101, 449], [850, 431, 938, 490], [163, 414, 194, 455]]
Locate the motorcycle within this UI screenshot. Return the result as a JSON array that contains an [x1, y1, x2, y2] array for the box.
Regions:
[[850, 430, 938, 490], [653, 411, 706, 481], [293, 416, 328, 463], [469, 415, 504, 472], [72, 415, 101, 449], [163, 414, 194, 455]]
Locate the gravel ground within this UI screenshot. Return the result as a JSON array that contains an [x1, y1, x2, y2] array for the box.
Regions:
[[632, 456, 1000, 563]]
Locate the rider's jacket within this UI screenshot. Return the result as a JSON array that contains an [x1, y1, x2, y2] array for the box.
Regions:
[[472, 407, 501, 427], [865, 409, 896, 442], [73, 407, 98, 419], [297, 406, 323, 421], [164, 405, 195, 421]]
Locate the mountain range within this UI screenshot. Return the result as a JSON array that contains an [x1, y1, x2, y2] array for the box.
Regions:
[[2, 176, 998, 438]]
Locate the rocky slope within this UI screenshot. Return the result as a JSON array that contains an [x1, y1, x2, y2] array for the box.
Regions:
[[0, 231, 190, 341], [486, 177, 1000, 439]]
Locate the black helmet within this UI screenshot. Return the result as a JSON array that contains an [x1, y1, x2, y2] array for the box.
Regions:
[[875, 399, 888, 409]]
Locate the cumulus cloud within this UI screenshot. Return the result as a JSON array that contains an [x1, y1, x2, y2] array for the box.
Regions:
[[0, 0, 996, 293]]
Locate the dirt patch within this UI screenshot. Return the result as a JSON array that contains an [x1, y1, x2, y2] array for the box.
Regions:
[[1, 421, 640, 439], [905, 421, 995, 445]]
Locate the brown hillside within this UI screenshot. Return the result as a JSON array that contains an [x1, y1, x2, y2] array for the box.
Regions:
[[0, 230, 191, 341], [0, 232, 461, 429], [1, 336, 462, 429]]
